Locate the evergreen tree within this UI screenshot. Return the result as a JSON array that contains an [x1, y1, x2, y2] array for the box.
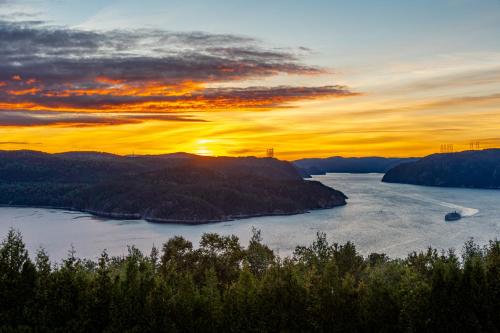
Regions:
[[0, 229, 499, 332]]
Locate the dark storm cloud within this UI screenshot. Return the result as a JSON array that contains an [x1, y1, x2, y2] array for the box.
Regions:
[[0, 110, 207, 127]]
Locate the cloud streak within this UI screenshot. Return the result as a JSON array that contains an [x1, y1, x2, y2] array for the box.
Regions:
[[0, 110, 207, 127], [0, 141, 36, 145]]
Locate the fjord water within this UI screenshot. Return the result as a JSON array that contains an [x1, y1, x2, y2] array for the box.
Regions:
[[0, 173, 499, 261]]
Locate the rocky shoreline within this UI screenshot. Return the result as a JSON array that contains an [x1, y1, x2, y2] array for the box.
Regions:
[[0, 199, 346, 225]]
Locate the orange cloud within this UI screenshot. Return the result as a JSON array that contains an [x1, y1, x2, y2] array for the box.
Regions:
[[1, 81, 356, 113], [1, 20, 342, 117], [7, 87, 41, 96]]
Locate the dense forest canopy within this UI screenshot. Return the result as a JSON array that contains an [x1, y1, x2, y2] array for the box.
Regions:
[[0, 228, 499, 332]]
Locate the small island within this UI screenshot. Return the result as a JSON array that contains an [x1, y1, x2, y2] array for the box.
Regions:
[[382, 149, 500, 189], [0, 150, 347, 223]]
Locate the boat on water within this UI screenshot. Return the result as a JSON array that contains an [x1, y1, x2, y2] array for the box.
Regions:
[[445, 211, 462, 221]]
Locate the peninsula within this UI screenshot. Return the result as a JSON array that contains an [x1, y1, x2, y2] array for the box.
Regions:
[[0, 150, 347, 223]]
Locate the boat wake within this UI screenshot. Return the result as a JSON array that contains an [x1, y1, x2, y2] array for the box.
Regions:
[[401, 193, 479, 217], [438, 202, 479, 217]]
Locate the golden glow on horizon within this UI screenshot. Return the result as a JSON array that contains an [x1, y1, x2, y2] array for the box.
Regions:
[[2, 94, 500, 160], [2, 60, 500, 159], [194, 139, 216, 156]]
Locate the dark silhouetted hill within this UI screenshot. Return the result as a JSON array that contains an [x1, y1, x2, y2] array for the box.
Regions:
[[0, 150, 347, 223], [382, 149, 500, 189], [293, 156, 417, 177]]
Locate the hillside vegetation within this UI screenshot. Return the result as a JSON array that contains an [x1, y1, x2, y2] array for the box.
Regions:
[[294, 156, 417, 177], [383, 149, 500, 189], [0, 151, 347, 223]]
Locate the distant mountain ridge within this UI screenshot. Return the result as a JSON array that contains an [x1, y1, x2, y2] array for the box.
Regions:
[[293, 156, 418, 177], [382, 149, 500, 189], [0, 150, 347, 223]]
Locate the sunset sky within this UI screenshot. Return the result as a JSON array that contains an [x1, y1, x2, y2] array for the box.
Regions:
[[1, 0, 500, 159]]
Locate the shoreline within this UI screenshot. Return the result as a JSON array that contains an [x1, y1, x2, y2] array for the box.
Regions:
[[381, 179, 500, 190], [0, 202, 346, 225]]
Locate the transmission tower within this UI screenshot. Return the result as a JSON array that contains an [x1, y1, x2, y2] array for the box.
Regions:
[[266, 148, 274, 158], [469, 141, 481, 150], [440, 144, 454, 153]]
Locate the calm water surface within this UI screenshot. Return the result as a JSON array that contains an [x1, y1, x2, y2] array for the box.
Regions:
[[1, 173, 499, 261]]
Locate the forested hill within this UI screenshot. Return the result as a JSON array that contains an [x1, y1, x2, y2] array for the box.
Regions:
[[382, 149, 500, 188], [293, 156, 417, 177], [0, 150, 347, 223]]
